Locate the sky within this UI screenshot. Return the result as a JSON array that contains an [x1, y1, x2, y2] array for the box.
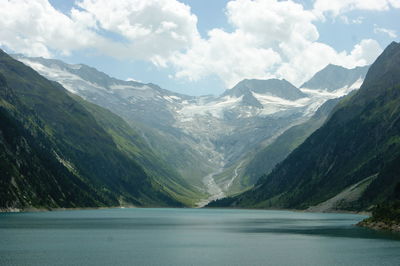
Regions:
[[0, 0, 399, 96]]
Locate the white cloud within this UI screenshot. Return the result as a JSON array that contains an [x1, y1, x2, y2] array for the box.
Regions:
[[0, 0, 102, 57], [0, 0, 388, 90], [0, 0, 199, 62], [226, 0, 319, 45], [171, 29, 282, 87], [374, 25, 398, 38], [75, 0, 200, 65], [170, 0, 320, 87], [170, 0, 382, 88], [313, 0, 400, 17], [345, 39, 383, 66]]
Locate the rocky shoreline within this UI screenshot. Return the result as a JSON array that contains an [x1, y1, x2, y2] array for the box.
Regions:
[[357, 219, 400, 233]]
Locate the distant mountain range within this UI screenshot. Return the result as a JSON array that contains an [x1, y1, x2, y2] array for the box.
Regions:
[[13, 54, 369, 205], [208, 42, 400, 214]]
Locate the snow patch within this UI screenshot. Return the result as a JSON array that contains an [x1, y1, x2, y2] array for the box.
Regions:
[[169, 95, 181, 100], [18, 58, 107, 94], [178, 96, 241, 119], [300, 78, 364, 116], [110, 84, 148, 91], [301, 78, 363, 99]]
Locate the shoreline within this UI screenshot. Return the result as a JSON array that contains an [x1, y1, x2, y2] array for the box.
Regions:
[[203, 205, 371, 216], [0, 205, 370, 216], [4, 205, 400, 235], [6, 205, 395, 233], [357, 219, 400, 233]]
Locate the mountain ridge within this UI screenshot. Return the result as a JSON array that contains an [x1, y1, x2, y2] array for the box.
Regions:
[[208, 41, 400, 211], [301, 64, 369, 92], [224, 78, 307, 101]]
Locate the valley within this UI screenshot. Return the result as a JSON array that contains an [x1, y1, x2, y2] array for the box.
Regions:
[[196, 168, 225, 207], [13, 55, 368, 205], [2, 42, 400, 218]]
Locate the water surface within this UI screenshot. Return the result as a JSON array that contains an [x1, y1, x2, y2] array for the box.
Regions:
[[1, 208, 400, 266]]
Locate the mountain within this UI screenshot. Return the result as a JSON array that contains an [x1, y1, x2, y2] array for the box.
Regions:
[[0, 49, 195, 210], [240, 97, 342, 185], [209, 76, 366, 196], [301, 64, 368, 92], [14, 54, 368, 205], [209, 42, 400, 211], [225, 78, 307, 101], [12, 55, 219, 189]]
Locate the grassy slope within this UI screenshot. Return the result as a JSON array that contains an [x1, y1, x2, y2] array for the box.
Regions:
[[0, 49, 185, 209], [71, 94, 205, 206]]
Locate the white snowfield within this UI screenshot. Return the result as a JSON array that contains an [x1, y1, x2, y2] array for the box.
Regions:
[[178, 95, 241, 119]]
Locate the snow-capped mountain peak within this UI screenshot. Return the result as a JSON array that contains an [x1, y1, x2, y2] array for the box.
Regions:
[[225, 78, 307, 101], [301, 64, 369, 92]]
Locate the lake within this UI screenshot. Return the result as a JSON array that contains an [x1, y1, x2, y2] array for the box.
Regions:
[[1, 208, 400, 266]]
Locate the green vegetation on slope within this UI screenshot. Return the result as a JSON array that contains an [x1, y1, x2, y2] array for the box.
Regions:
[[0, 49, 186, 209], [358, 200, 400, 232], [71, 94, 205, 206], [0, 72, 111, 208], [370, 201, 400, 223]]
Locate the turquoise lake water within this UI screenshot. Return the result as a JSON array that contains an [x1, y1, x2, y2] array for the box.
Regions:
[[1, 208, 400, 266]]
